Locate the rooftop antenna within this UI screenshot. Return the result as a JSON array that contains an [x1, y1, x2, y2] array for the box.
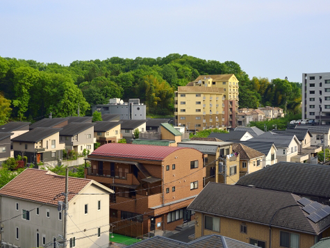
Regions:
[[49, 112, 52, 119]]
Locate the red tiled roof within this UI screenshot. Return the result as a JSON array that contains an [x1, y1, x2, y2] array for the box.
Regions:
[[0, 169, 91, 206], [91, 143, 191, 161]]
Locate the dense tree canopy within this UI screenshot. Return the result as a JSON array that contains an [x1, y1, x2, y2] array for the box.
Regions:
[[0, 54, 301, 122]]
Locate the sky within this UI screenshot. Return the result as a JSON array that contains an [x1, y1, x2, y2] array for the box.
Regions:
[[1, 0, 330, 82]]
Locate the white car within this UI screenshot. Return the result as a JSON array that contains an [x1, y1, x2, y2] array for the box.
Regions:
[[290, 120, 296, 124]]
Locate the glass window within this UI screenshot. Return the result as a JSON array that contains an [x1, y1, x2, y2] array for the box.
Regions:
[[250, 239, 266, 248], [242, 162, 247, 168], [310, 112, 315, 115], [166, 188, 169, 193], [190, 181, 198, 190], [196, 117, 201, 120], [16, 227, 19, 240], [325, 80, 330, 84], [230, 166, 237, 176], [172, 186, 175, 192], [325, 97, 330, 100], [309, 84, 315, 87], [240, 223, 247, 234], [310, 98, 315, 101], [22, 210, 30, 220], [190, 160, 198, 169], [326, 88, 330, 92], [196, 109, 201, 112], [85, 204, 88, 214], [325, 105, 330, 109], [98, 200, 101, 210], [51, 140, 56, 149], [180, 117, 186, 120], [180, 94, 186, 97], [180, 109, 186, 112], [309, 105, 315, 108], [280, 231, 299, 248], [205, 216, 220, 232], [180, 101, 186, 105], [16, 202, 19, 211], [46, 209, 50, 218], [310, 76, 315, 80], [70, 237, 76, 247], [58, 212, 62, 220], [36, 208, 39, 215], [196, 94, 201, 97], [98, 228, 101, 237], [87, 134, 91, 139], [172, 164, 175, 170], [166, 165, 170, 171], [310, 91, 315, 94]]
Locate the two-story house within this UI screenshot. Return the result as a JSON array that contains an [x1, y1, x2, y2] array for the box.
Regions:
[[232, 143, 265, 177], [208, 131, 254, 142], [0, 122, 30, 139], [234, 126, 265, 137], [120, 120, 146, 142], [0, 168, 114, 248], [94, 121, 122, 144], [188, 182, 330, 248], [85, 143, 205, 235], [12, 127, 65, 164], [59, 122, 96, 154], [240, 141, 277, 166], [0, 133, 11, 165], [177, 140, 240, 185], [295, 125, 330, 147], [236, 161, 330, 205]]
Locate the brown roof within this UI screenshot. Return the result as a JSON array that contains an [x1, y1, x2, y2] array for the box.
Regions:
[[177, 86, 224, 94], [252, 109, 265, 115], [191, 137, 223, 142], [0, 169, 94, 206], [232, 143, 264, 160], [194, 74, 236, 82]]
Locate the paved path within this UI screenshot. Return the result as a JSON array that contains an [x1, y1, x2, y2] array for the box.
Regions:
[[166, 226, 195, 243]]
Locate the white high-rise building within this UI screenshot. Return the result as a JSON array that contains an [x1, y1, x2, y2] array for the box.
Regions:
[[302, 72, 330, 124]]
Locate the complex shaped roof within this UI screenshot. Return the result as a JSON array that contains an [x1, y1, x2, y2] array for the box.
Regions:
[[30, 118, 67, 130], [234, 127, 264, 137], [208, 131, 251, 141], [0, 122, 30, 132], [12, 127, 61, 143], [232, 143, 265, 159], [93, 121, 121, 132], [59, 122, 95, 136], [121, 120, 146, 130]]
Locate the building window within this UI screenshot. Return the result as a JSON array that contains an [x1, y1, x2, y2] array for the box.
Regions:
[[310, 98, 315, 101], [97, 132, 102, 136], [230, 166, 237, 176], [196, 94, 201, 97], [42, 235, 46, 245], [87, 145, 91, 150], [58, 212, 62, 221], [190, 160, 198, 169], [46, 140, 48, 149], [85, 204, 88, 214], [196, 101, 201, 104], [70, 237, 76, 247], [271, 154, 275, 161], [242, 162, 247, 168], [180, 117, 186, 120], [310, 76, 315, 80], [46, 209, 50, 218], [87, 134, 91, 139], [195, 124, 201, 127], [205, 216, 220, 232], [196, 109, 201, 112], [310, 91, 315, 94], [172, 186, 175, 192], [125, 130, 130, 133], [223, 82, 226, 85], [167, 209, 184, 223], [115, 130, 118, 135], [325, 105, 330, 109], [166, 165, 170, 171], [51, 140, 56, 149], [166, 188, 169, 193], [309, 83, 315, 87], [98, 200, 101, 210], [190, 181, 198, 190], [309, 105, 315, 108], [196, 117, 201, 120], [25, 144, 28, 149], [180, 94, 186, 97], [16, 202, 19, 211], [36, 208, 39, 215], [16, 227, 19, 240], [280, 231, 299, 248], [325, 97, 330, 100], [310, 112, 315, 115], [172, 164, 175, 170], [98, 228, 101, 237], [257, 160, 260, 166], [250, 239, 266, 248], [106, 132, 109, 136], [180, 101, 186, 105], [325, 80, 330, 84], [180, 109, 186, 112], [22, 210, 30, 220], [240, 223, 247, 234], [52, 152, 56, 158], [291, 147, 293, 153], [0, 147, 5, 153], [326, 88, 330, 92]]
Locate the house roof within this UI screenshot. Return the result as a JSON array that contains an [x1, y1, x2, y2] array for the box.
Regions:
[[188, 182, 330, 235], [191, 137, 222, 142], [102, 114, 121, 122], [146, 119, 170, 128], [0, 122, 30, 132], [30, 118, 67, 130], [161, 123, 182, 136], [127, 234, 259, 248], [272, 129, 312, 141], [0, 168, 113, 206], [177, 86, 224, 94], [0, 132, 12, 142], [234, 127, 264, 137], [12, 127, 61, 143], [232, 143, 265, 160], [132, 139, 174, 146], [208, 131, 250, 141], [236, 162, 330, 199], [194, 74, 236, 82], [59, 123, 95, 136], [311, 237, 330, 248], [67, 116, 92, 123], [121, 120, 146, 130], [90, 143, 192, 161], [239, 141, 276, 155], [94, 121, 121, 132], [250, 132, 299, 148], [295, 125, 330, 134]]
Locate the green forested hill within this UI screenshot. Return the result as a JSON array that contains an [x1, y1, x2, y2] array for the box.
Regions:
[[0, 54, 301, 123]]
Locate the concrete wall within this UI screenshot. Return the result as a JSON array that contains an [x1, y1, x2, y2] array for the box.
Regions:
[[276, 138, 300, 162], [93, 102, 146, 120]]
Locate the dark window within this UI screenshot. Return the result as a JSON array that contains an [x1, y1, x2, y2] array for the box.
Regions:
[[166, 188, 169, 193], [166, 165, 169, 171], [257, 160, 260, 166], [325, 79, 330, 84], [172, 186, 175, 192], [172, 164, 175, 170], [25, 144, 28, 149], [59, 212, 62, 220], [250, 239, 266, 248], [310, 91, 315, 94], [280, 231, 299, 248], [167, 209, 184, 223], [326, 88, 330, 92], [310, 83, 315, 87], [190, 160, 198, 169], [16, 203, 19, 211], [205, 216, 220, 232], [230, 166, 237, 175], [36, 208, 39, 215], [310, 76, 315, 80], [70, 237, 76, 247], [98, 228, 101, 237], [310, 98, 315, 101], [22, 210, 30, 220], [85, 204, 88, 214], [271, 154, 275, 161], [98, 200, 101, 210], [16, 227, 19, 239], [240, 223, 247, 234]]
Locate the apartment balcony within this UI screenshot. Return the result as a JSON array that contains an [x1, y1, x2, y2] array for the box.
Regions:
[[203, 119, 206, 123], [203, 104, 206, 108]]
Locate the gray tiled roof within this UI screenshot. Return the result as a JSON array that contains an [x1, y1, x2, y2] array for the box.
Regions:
[[188, 182, 330, 235], [127, 234, 259, 248], [121, 120, 146, 130], [59, 123, 95, 136], [250, 132, 298, 148], [30, 118, 67, 129], [234, 127, 264, 137], [311, 237, 330, 248], [236, 162, 330, 199], [272, 129, 312, 141], [12, 127, 61, 143], [67, 116, 92, 123], [102, 114, 120, 122], [240, 141, 275, 155], [146, 118, 170, 127], [0, 132, 11, 141], [94, 121, 121, 132], [0, 122, 30, 132], [295, 125, 330, 134], [208, 131, 250, 141]]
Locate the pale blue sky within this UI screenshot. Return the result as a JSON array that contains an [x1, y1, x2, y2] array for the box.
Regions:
[[1, 0, 329, 82]]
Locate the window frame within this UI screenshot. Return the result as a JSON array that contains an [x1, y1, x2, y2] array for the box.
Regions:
[[98, 200, 101, 210], [242, 162, 247, 168], [204, 215, 220, 232], [16, 227, 19, 240], [172, 164, 175, 170], [190, 160, 198, 169], [229, 165, 237, 176], [85, 204, 88, 214], [98, 227, 101, 237], [240, 223, 247, 234], [172, 186, 175, 192], [70, 237, 76, 247], [46, 209, 50, 218], [190, 181, 198, 190], [166, 165, 170, 171], [22, 209, 30, 220], [280, 231, 300, 248]]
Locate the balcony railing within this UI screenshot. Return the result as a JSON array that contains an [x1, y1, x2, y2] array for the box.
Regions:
[[88, 168, 127, 179]]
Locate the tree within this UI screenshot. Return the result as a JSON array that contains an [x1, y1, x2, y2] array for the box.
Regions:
[[0, 93, 11, 125], [118, 138, 126, 143], [190, 128, 228, 139], [133, 129, 140, 139], [318, 149, 330, 162], [92, 111, 102, 122]]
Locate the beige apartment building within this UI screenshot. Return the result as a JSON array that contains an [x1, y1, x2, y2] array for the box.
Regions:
[[175, 74, 239, 131]]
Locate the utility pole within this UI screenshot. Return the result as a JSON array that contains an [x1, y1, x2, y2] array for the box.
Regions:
[[63, 167, 68, 248], [324, 133, 326, 164]]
